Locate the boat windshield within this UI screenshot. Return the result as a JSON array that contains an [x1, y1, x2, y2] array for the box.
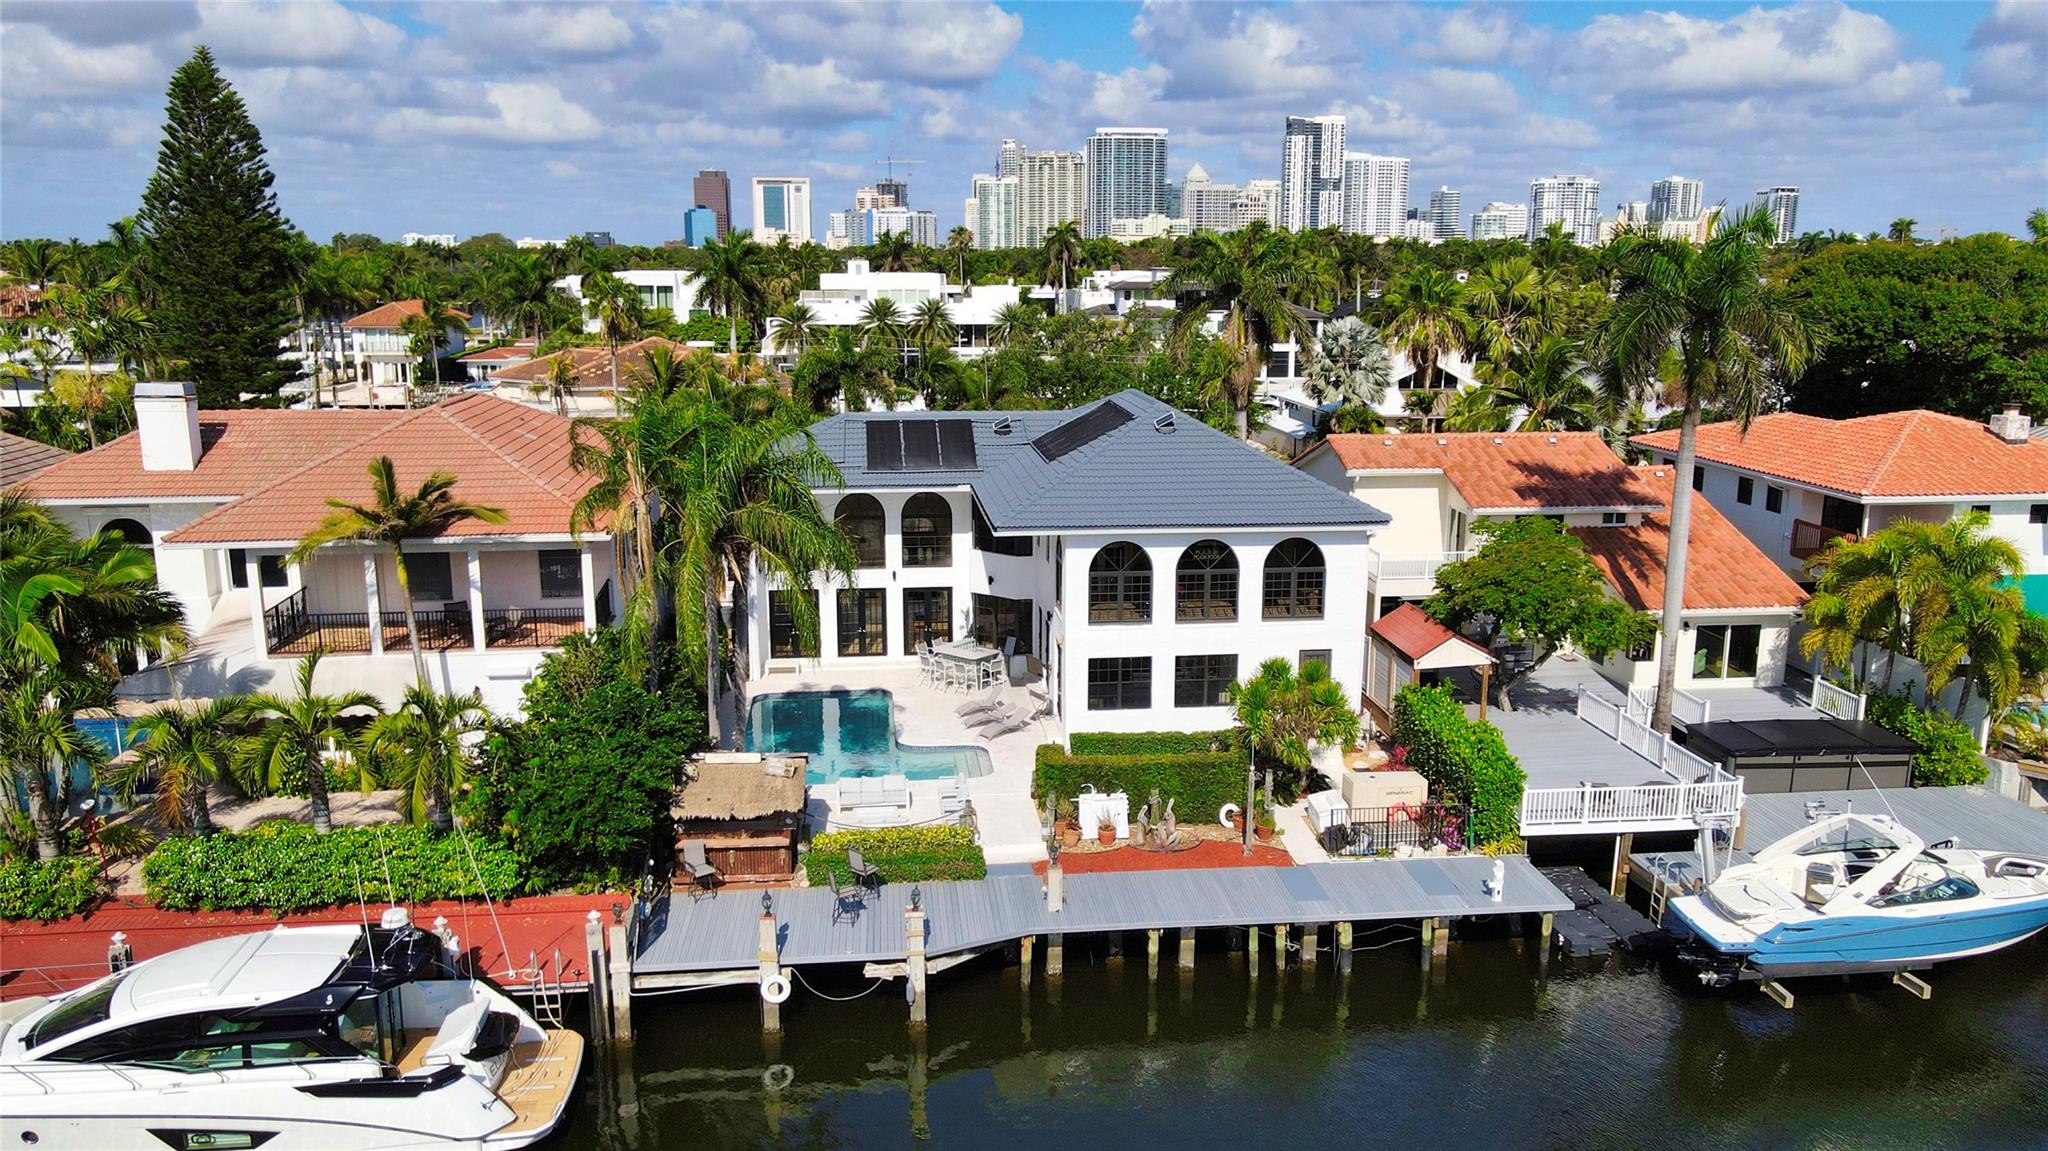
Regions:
[[1796, 833, 1897, 857], [21, 976, 124, 1051], [1870, 856, 1982, 908]]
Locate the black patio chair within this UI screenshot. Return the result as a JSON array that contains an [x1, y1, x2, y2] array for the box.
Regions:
[[846, 846, 882, 895]]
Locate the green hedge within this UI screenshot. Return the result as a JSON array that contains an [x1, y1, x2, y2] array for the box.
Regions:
[[142, 823, 524, 912], [1868, 689, 1989, 787], [806, 827, 985, 885], [0, 855, 106, 922], [1068, 730, 1236, 756], [1391, 683, 1527, 848], [1034, 743, 1245, 822]]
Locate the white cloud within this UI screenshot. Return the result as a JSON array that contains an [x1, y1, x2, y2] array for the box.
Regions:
[[546, 160, 583, 178], [747, 2, 1021, 87], [0, 23, 167, 97], [756, 59, 891, 122], [1966, 0, 2048, 103], [1131, 3, 1335, 99], [195, 0, 404, 65], [1414, 6, 1520, 65], [1563, 4, 1923, 102], [380, 82, 605, 144]]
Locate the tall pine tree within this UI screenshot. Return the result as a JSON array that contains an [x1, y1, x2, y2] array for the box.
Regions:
[[138, 47, 300, 407]]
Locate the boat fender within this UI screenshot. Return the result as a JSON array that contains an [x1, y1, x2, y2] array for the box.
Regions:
[[760, 972, 792, 1005], [763, 1063, 796, 1091], [1219, 803, 1241, 828]]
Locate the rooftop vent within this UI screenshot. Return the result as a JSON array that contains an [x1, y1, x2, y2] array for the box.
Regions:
[[991, 416, 1015, 437], [1491, 436, 1503, 445], [1547, 436, 1558, 444], [1153, 412, 1176, 433], [1990, 403, 2032, 445], [1436, 438, 1448, 446]]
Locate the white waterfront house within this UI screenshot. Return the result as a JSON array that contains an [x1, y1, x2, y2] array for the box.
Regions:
[[761, 259, 1030, 362], [554, 270, 699, 328], [342, 299, 468, 401], [24, 383, 621, 716], [742, 390, 1388, 737]]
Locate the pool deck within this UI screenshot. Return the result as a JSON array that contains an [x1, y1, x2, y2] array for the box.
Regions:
[[745, 665, 1055, 866]]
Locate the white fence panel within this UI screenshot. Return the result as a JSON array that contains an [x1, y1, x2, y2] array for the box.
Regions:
[[1812, 679, 1867, 722], [1576, 688, 1623, 740], [1673, 689, 1712, 726]]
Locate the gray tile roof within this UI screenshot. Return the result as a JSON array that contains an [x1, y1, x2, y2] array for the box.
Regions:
[[0, 431, 69, 489], [811, 390, 1389, 533]]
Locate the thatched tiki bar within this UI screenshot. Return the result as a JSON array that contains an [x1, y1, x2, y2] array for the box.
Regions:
[[672, 752, 808, 883]]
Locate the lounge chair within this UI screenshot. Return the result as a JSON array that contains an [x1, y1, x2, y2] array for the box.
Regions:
[[980, 707, 1032, 738], [847, 846, 882, 893], [954, 685, 1002, 717], [679, 839, 719, 896]]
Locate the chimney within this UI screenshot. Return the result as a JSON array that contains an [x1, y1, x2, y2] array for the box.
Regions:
[[1989, 403, 2032, 446], [134, 381, 202, 471]]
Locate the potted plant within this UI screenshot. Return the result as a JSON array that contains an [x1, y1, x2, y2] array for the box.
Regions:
[[1057, 800, 1082, 849], [1097, 818, 1117, 847], [1253, 799, 1276, 843]]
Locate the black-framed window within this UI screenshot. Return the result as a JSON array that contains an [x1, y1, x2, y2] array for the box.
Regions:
[[1625, 634, 1654, 662], [1693, 623, 1761, 679], [769, 590, 818, 658], [409, 553, 455, 603], [2031, 504, 2048, 525], [1175, 540, 1238, 621], [1088, 541, 1151, 623], [903, 587, 952, 651], [1299, 649, 1331, 673], [1970, 503, 1992, 515], [971, 593, 1032, 655], [229, 549, 287, 589], [972, 499, 1031, 557], [1174, 655, 1237, 708], [1088, 657, 1151, 711], [538, 549, 582, 598], [1819, 495, 1862, 534], [1765, 485, 1784, 514], [1601, 512, 1628, 526], [834, 494, 886, 568], [1737, 476, 1754, 505], [1692, 466, 1704, 492], [901, 493, 953, 567], [836, 588, 887, 656], [1262, 537, 1325, 620]]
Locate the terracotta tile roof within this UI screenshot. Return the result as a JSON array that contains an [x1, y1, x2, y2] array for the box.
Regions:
[[1571, 466, 1808, 613], [25, 410, 402, 502], [456, 340, 537, 363], [1630, 410, 2048, 498], [1319, 431, 1657, 511], [491, 336, 694, 389], [163, 395, 600, 544], [1370, 602, 1493, 663], [1, 431, 70, 488], [343, 299, 472, 330]]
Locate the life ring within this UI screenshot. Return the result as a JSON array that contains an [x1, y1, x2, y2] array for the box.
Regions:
[[762, 1063, 795, 1091], [760, 972, 792, 1004], [1219, 803, 1241, 828]]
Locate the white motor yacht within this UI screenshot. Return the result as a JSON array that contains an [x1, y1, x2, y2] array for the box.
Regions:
[[0, 919, 583, 1150]]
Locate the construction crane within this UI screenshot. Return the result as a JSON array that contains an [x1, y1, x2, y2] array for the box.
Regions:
[[876, 157, 925, 182]]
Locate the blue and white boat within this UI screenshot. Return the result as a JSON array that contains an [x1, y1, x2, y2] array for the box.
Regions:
[[1668, 811, 2048, 985]]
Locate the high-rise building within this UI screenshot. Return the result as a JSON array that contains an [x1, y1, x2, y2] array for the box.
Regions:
[[1281, 114, 1346, 232], [751, 177, 812, 244], [1753, 186, 1800, 244], [1084, 127, 1169, 238], [693, 169, 732, 241], [970, 173, 1019, 249], [1018, 149, 1086, 247], [876, 177, 910, 209], [1240, 179, 1283, 229], [582, 231, 615, 249], [857, 206, 939, 248], [1341, 152, 1409, 237], [1471, 201, 1528, 241], [997, 139, 1026, 180], [1619, 200, 1649, 225], [1648, 175, 1703, 225], [682, 207, 718, 248], [1528, 175, 1601, 244], [1178, 164, 1235, 233], [853, 185, 896, 212], [1427, 187, 1463, 240]]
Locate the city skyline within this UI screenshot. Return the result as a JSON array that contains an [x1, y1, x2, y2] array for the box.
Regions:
[[2, 1, 2041, 245]]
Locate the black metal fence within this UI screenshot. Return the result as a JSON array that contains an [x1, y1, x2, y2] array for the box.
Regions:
[[1319, 802, 1466, 858], [263, 591, 584, 655]]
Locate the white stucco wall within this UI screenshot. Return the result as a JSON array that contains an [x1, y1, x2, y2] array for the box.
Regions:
[[1596, 611, 1794, 690]]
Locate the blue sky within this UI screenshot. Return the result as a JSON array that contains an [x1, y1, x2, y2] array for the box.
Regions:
[[2, 1, 2042, 245]]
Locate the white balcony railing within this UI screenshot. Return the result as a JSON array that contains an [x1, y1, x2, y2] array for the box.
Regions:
[[1811, 679, 1867, 722], [1519, 686, 1745, 835], [1368, 549, 1471, 585]]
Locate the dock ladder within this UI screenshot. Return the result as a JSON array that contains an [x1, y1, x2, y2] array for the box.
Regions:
[[524, 948, 566, 1028], [1643, 856, 1696, 926]]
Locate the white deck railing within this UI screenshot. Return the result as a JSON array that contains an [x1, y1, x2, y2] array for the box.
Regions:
[[1525, 686, 1744, 834], [1811, 679, 1867, 722], [1368, 549, 1472, 585], [1623, 683, 1711, 726]]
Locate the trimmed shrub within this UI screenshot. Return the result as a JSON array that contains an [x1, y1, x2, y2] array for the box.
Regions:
[[807, 827, 985, 885], [0, 855, 106, 921], [143, 823, 524, 912], [1034, 743, 1245, 821], [1392, 683, 1527, 848], [1868, 690, 1989, 787], [1068, 730, 1236, 757]]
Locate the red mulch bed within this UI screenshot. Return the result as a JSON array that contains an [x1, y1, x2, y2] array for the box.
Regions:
[[1032, 839, 1294, 875]]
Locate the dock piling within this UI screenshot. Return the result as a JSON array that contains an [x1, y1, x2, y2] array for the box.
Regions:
[[906, 889, 929, 1028], [1301, 924, 1319, 968], [1609, 834, 1636, 896], [1336, 922, 1353, 976], [585, 911, 610, 1045], [1147, 929, 1161, 983], [607, 915, 633, 1044], [1178, 928, 1195, 972], [1046, 933, 1065, 979], [1019, 935, 1035, 991], [758, 900, 782, 1035]]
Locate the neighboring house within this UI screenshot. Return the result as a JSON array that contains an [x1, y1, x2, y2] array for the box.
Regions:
[[1298, 430, 1806, 692], [1, 430, 69, 488], [742, 389, 1388, 737], [488, 336, 699, 414], [456, 339, 537, 384], [762, 258, 1030, 362], [556, 270, 699, 329], [24, 382, 621, 716], [1632, 406, 2048, 613], [343, 299, 470, 400]]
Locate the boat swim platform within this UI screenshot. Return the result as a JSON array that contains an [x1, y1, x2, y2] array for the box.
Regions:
[[632, 857, 1571, 978]]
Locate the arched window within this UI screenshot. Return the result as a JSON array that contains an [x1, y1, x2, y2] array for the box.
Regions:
[[834, 494, 886, 568], [1262, 538, 1325, 620], [1175, 540, 1238, 621], [1088, 542, 1151, 623], [901, 493, 952, 567], [101, 518, 151, 547]]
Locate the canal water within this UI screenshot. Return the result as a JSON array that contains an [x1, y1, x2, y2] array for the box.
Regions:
[[553, 936, 2048, 1150]]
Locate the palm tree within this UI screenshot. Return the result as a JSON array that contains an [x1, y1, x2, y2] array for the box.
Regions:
[[2027, 208, 2047, 244], [289, 457, 506, 691], [907, 297, 957, 356], [1598, 206, 1819, 732], [857, 297, 906, 355], [1439, 386, 1510, 432], [242, 650, 382, 834], [1301, 315, 1391, 411], [869, 231, 914, 273], [369, 684, 490, 832], [989, 301, 1040, 350], [772, 302, 817, 359], [1465, 256, 1559, 380], [1379, 265, 1472, 399], [396, 290, 464, 404], [570, 406, 672, 675], [1488, 335, 1598, 432], [691, 232, 769, 356], [43, 277, 149, 446], [123, 698, 247, 837], [1329, 405, 1387, 433], [794, 328, 895, 413], [6, 238, 67, 293], [946, 226, 975, 286], [1038, 221, 1082, 296], [1, 668, 109, 861], [541, 354, 577, 416], [1887, 218, 1918, 244], [1163, 223, 1301, 438], [580, 270, 644, 395], [1227, 657, 1357, 853], [1920, 583, 2044, 719]]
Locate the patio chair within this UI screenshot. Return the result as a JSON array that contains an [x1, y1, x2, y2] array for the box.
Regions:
[[846, 846, 882, 894], [678, 840, 719, 896], [918, 648, 938, 688], [827, 871, 862, 923], [954, 684, 1002, 717]]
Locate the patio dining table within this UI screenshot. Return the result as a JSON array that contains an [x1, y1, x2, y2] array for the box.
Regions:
[[933, 640, 1003, 687]]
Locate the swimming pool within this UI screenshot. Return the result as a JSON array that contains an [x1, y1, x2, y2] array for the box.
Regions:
[[744, 690, 993, 784]]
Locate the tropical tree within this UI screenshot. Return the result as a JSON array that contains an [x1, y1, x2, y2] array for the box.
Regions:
[[1919, 583, 2045, 719], [580, 270, 644, 395], [1302, 315, 1392, 411], [1465, 256, 1560, 378], [793, 328, 896, 413], [1597, 206, 1818, 732], [907, 297, 957, 356], [1038, 221, 1082, 294], [2027, 208, 2047, 244], [6, 237, 67, 292], [946, 226, 975, 286], [1487, 335, 1599, 432], [570, 399, 676, 674], [1164, 223, 1302, 438], [540, 354, 577, 416], [1228, 657, 1358, 850], [773, 302, 817, 358], [289, 457, 506, 691], [857, 297, 906, 355], [989, 301, 1040, 350], [1329, 405, 1387, 433], [1887, 218, 1919, 244], [369, 684, 490, 832], [396, 288, 464, 401], [870, 230, 914, 273], [122, 698, 247, 837], [1437, 386, 1509, 432], [242, 649, 382, 834], [691, 231, 769, 356], [1378, 265, 1472, 397], [0, 669, 107, 861]]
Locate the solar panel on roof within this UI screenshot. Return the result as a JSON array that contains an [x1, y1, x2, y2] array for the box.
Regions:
[[936, 419, 977, 468], [901, 420, 941, 469], [865, 421, 905, 471], [1031, 399, 1132, 462]]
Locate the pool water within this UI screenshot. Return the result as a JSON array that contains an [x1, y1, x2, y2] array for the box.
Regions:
[[745, 690, 993, 784]]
